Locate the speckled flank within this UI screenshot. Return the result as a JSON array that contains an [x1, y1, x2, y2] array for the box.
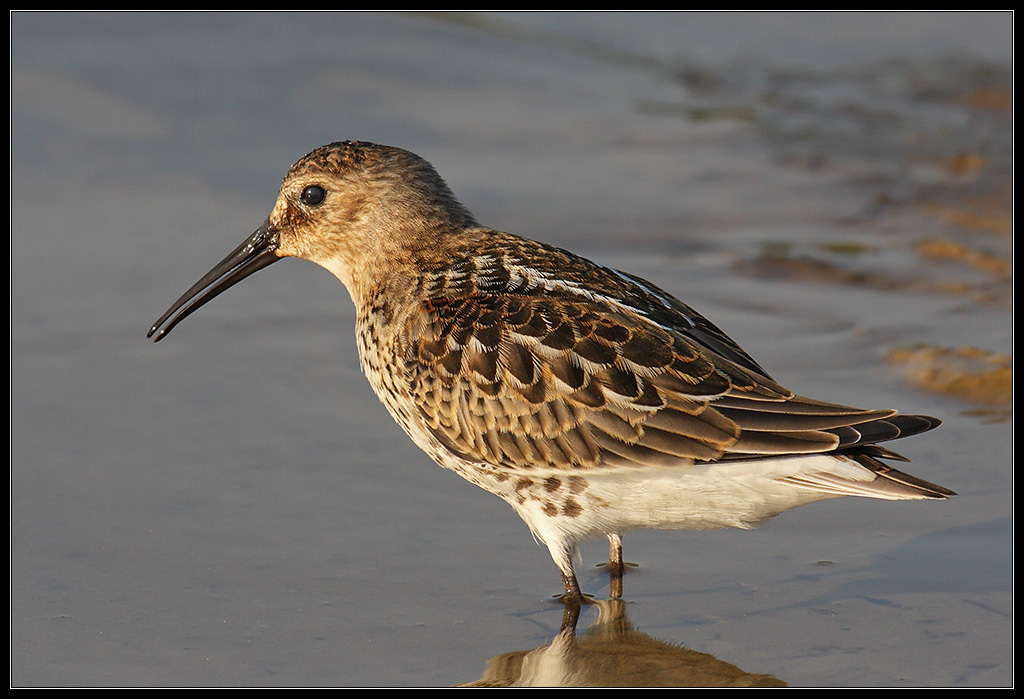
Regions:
[[150, 140, 955, 603]]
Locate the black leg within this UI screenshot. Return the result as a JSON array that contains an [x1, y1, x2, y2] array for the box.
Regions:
[[560, 570, 585, 604]]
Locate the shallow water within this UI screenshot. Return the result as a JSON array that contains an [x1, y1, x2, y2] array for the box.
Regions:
[[11, 12, 1012, 687]]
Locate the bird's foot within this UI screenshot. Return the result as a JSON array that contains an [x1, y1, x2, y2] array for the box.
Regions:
[[595, 560, 637, 599], [594, 560, 639, 570], [556, 571, 595, 607]]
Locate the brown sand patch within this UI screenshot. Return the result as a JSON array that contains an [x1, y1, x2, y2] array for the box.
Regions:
[[888, 345, 1012, 405]]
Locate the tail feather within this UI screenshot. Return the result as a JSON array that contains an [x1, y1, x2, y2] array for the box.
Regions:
[[777, 447, 955, 500], [774, 413, 954, 500], [850, 449, 957, 499]]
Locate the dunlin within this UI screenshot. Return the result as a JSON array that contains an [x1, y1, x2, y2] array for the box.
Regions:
[[149, 141, 954, 603]]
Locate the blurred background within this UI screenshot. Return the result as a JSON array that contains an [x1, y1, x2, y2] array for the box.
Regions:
[[11, 12, 1011, 686]]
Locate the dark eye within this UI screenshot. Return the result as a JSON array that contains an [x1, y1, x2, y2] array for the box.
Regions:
[[300, 185, 326, 206]]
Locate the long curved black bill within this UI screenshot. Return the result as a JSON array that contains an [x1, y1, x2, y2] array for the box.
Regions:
[[148, 220, 281, 342]]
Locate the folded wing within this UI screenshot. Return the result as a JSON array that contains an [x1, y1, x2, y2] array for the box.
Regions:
[[403, 289, 950, 502]]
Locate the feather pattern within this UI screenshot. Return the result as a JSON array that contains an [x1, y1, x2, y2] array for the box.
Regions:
[[397, 237, 949, 500]]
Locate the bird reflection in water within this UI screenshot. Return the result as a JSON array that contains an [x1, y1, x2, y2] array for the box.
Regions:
[[458, 598, 787, 688]]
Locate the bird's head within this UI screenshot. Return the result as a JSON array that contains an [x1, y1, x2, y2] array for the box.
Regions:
[[148, 141, 474, 341]]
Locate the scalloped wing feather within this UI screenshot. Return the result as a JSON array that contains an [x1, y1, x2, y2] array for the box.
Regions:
[[403, 291, 918, 475]]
